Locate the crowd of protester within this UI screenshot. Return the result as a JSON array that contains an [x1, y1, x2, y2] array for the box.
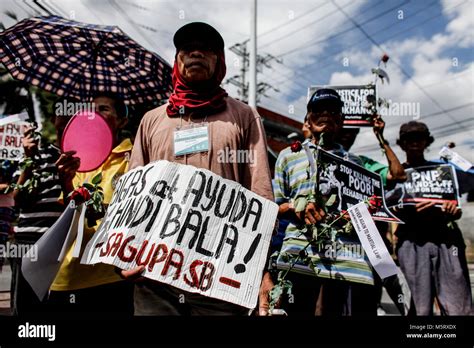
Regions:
[[0, 22, 471, 317]]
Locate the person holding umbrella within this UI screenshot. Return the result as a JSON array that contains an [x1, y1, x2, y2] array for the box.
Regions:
[[120, 22, 275, 316]]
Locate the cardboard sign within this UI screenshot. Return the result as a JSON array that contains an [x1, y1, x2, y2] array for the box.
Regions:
[[308, 85, 376, 127], [317, 149, 401, 222], [81, 160, 278, 309], [0, 114, 29, 160], [385, 164, 460, 208]]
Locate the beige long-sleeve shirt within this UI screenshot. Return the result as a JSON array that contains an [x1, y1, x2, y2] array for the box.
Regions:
[[129, 96, 274, 202]]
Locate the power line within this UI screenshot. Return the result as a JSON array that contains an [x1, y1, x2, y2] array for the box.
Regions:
[[225, 41, 281, 103], [331, 0, 471, 136], [264, 0, 470, 129], [260, 0, 414, 88], [260, 94, 306, 118], [259, 0, 365, 50], [107, 0, 158, 50], [279, 0, 460, 82], [273, 0, 410, 59], [21, 0, 42, 16], [32, 0, 55, 15], [420, 70, 473, 89], [44, 0, 69, 18], [257, 1, 330, 41], [352, 103, 474, 153]]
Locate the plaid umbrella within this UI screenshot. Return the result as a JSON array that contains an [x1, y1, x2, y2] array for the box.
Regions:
[[0, 16, 172, 104]]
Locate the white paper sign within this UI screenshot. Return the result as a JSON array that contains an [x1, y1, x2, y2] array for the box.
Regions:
[[439, 147, 473, 172], [0, 115, 29, 161], [22, 206, 76, 301], [348, 202, 398, 279], [0, 112, 28, 127], [81, 160, 278, 309]]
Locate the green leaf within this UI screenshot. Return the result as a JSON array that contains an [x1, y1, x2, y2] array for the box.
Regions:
[[280, 252, 290, 263], [91, 172, 102, 185], [83, 183, 94, 191], [294, 197, 307, 213], [325, 194, 337, 207]]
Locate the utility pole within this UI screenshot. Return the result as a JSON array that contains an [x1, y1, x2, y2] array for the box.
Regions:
[[228, 42, 249, 101], [248, 0, 257, 108], [226, 42, 281, 104]]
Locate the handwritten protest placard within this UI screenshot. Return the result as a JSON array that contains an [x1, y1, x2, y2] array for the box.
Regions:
[[385, 164, 460, 208], [309, 85, 376, 127], [0, 114, 29, 160], [317, 149, 401, 222], [81, 160, 278, 309]]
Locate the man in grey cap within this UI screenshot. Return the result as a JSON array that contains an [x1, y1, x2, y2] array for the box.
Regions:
[[119, 22, 275, 315], [395, 121, 472, 315]]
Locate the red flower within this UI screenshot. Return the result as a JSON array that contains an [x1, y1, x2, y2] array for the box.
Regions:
[[290, 140, 302, 152], [71, 187, 91, 205], [340, 209, 350, 219], [367, 195, 383, 214], [381, 53, 389, 63]]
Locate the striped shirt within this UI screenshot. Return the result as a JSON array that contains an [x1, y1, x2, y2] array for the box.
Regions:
[[13, 144, 65, 242], [273, 140, 374, 285]]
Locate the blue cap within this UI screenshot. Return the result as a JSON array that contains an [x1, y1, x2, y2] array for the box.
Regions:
[[308, 88, 344, 112]]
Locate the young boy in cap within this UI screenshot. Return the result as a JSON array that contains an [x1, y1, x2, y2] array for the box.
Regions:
[[273, 88, 379, 316], [395, 121, 472, 315]]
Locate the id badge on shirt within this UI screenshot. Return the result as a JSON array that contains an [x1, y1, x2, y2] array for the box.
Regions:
[[173, 123, 209, 156]]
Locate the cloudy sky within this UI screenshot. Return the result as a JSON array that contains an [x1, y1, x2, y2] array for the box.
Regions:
[[1, 0, 473, 164]]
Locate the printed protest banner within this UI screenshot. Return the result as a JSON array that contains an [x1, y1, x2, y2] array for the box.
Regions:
[[81, 160, 278, 309], [317, 149, 401, 222], [385, 164, 460, 208], [0, 113, 29, 160], [308, 85, 376, 127]]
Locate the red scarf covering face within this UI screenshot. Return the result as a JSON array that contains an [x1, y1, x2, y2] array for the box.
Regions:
[[167, 51, 228, 117]]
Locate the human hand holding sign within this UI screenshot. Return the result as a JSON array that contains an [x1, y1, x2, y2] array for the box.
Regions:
[[55, 151, 80, 196], [296, 202, 326, 225], [441, 201, 462, 219], [415, 201, 435, 212], [415, 200, 461, 220], [373, 115, 385, 138], [119, 265, 146, 282], [258, 271, 274, 316], [22, 125, 39, 158]]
